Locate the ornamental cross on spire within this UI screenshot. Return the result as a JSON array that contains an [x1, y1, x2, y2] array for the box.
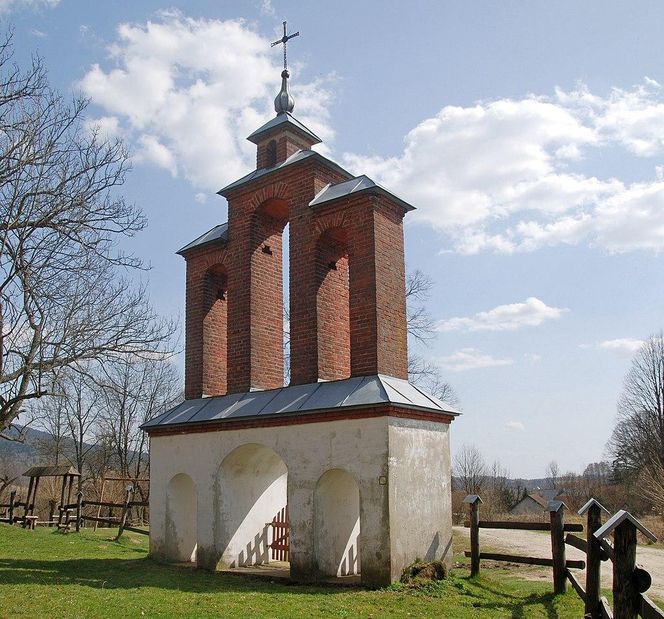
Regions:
[[271, 20, 299, 70]]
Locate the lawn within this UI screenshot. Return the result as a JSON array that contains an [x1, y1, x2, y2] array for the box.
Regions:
[[0, 524, 586, 618]]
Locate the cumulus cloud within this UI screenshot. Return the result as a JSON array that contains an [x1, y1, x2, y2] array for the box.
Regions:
[[506, 421, 525, 431], [437, 297, 568, 332], [79, 12, 334, 191], [0, 0, 59, 14], [599, 338, 644, 358], [436, 348, 513, 372], [343, 80, 664, 254]]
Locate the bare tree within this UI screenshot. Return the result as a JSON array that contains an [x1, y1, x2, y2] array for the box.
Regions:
[[545, 460, 560, 490], [609, 334, 664, 509], [454, 443, 487, 495], [0, 33, 175, 437], [98, 356, 181, 481]]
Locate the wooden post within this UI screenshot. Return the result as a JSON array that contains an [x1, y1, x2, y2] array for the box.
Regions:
[[115, 486, 134, 540], [23, 477, 34, 527], [58, 475, 67, 526], [464, 495, 482, 577], [585, 503, 603, 618], [94, 477, 106, 532], [613, 520, 638, 619], [549, 501, 567, 595], [75, 491, 83, 533], [8, 490, 15, 525]]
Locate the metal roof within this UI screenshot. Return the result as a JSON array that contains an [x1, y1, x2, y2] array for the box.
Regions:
[[23, 465, 80, 477], [594, 509, 658, 543], [177, 223, 228, 255], [218, 149, 351, 196], [309, 175, 415, 212], [142, 374, 460, 431], [246, 112, 322, 145]]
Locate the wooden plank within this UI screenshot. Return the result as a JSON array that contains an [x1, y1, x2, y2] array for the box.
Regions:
[[601, 538, 615, 562], [81, 515, 120, 524], [566, 567, 586, 602], [613, 520, 638, 619], [84, 501, 126, 509], [586, 503, 604, 618], [463, 551, 585, 569], [470, 499, 481, 577], [641, 594, 664, 619], [123, 525, 149, 536], [128, 501, 149, 508], [600, 596, 613, 619], [565, 533, 588, 553], [477, 520, 583, 532]]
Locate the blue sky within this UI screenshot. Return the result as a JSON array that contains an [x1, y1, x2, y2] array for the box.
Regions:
[[6, 0, 664, 477]]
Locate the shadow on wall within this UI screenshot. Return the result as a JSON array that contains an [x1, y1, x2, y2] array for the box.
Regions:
[[165, 473, 197, 564], [216, 443, 288, 569], [314, 468, 361, 577]]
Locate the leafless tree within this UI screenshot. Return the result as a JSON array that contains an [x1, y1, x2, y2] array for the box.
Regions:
[[98, 356, 181, 481], [0, 33, 175, 437], [454, 443, 487, 495], [609, 334, 664, 509], [545, 460, 560, 489]]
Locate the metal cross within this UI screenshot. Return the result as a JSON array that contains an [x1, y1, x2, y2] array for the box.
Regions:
[[271, 21, 299, 70]]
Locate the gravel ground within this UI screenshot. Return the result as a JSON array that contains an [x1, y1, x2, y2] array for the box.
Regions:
[[453, 525, 664, 602]]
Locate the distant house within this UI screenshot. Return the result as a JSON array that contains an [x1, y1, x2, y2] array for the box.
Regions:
[[510, 488, 566, 515]]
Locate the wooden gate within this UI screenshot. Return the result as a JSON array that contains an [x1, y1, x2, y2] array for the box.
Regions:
[[269, 506, 289, 561]]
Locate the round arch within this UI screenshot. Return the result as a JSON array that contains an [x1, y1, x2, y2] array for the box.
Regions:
[[165, 473, 197, 563], [314, 468, 361, 577], [217, 443, 288, 568]]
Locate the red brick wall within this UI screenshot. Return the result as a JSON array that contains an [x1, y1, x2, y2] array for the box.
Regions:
[[184, 138, 409, 397], [183, 244, 228, 399]]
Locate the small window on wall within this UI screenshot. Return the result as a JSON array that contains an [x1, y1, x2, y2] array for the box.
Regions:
[[266, 140, 277, 167]]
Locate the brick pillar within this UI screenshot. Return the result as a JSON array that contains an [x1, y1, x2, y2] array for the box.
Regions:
[[183, 247, 228, 399], [348, 196, 408, 379], [226, 194, 287, 393]]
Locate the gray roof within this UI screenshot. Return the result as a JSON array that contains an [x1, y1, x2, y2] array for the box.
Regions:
[[177, 223, 228, 255], [218, 149, 351, 196], [309, 175, 415, 212], [594, 509, 658, 543], [246, 112, 322, 145], [23, 465, 80, 477], [142, 374, 460, 431]]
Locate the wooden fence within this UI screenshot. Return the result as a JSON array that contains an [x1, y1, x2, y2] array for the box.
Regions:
[[464, 495, 664, 619]]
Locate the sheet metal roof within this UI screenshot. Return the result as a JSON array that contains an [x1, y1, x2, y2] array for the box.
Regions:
[[217, 150, 351, 196], [177, 223, 228, 255], [142, 374, 460, 431], [246, 112, 322, 145], [309, 175, 415, 212]]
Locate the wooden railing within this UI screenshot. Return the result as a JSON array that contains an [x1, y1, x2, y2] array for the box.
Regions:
[[464, 495, 664, 619]]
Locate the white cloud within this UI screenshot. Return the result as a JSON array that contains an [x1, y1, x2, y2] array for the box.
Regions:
[[194, 192, 207, 204], [437, 297, 568, 332], [436, 348, 513, 372], [79, 12, 334, 191], [599, 338, 644, 358], [343, 80, 664, 255], [84, 116, 121, 140], [524, 353, 542, 363], [0, 0, 59, 14], [257, 0, 275, 16], [506, 421, 525, 431]]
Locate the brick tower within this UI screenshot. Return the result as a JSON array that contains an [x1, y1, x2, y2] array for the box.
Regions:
[[144, 37, 458, 586]]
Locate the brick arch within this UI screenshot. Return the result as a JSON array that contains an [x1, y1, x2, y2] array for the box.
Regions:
[[312, 210, 348, 237], [248, 182, 290, 212]]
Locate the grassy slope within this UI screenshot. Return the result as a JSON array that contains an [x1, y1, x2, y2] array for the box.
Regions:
[[0, 524, 586, 618]]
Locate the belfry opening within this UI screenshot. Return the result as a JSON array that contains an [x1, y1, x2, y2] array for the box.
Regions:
[[143, 23, 459, 587]]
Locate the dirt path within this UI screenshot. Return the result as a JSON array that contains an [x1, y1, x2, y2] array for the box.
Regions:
[[453, 525, 664, 602]]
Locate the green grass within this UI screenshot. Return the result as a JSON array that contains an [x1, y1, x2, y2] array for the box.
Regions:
[[0, 524, 586, 618]]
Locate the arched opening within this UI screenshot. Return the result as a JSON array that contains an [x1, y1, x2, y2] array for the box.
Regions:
[[217, 443, 288, 568], [248, 199, 289, 389], [202, 264, 228, 396], [165, 473, 197, 563], [315, 227, 350, 381], [314, 468, 361, 577], [266, 139, 277, 167]]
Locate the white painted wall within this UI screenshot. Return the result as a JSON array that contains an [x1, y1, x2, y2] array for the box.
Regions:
[[148, 413, 453, 586], [388, 418, 453, 581], [314, 468, 360, 576], [165, 473, 197, 563]]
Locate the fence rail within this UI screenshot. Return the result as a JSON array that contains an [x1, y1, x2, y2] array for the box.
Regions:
[[464, 496, 664, 619]]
